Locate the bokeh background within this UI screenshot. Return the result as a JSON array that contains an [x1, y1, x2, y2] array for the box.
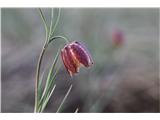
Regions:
[[1, 8, 159, 112]]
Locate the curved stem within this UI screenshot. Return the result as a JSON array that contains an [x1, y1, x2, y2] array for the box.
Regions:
[[49, 35, 70, 44], [34, 44, 48, 112]]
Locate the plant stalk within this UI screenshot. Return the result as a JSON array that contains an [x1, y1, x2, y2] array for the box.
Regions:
[[34, 43, 48, 112]]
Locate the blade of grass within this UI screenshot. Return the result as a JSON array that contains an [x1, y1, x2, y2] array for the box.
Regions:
[[56, 85, 73, 113], [37, 69, 46, 101], [38, 8, 48, 39], [39, 49, 60, 104], [45, 64, 61, 97], [40, 84, 56, 112], [49, 8, 54, 38], [38, 63, 60, 108], [50, 8, 61, 36]]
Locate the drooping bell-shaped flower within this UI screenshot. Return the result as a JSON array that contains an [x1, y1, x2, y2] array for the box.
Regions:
[[61, 41, 93, 76]]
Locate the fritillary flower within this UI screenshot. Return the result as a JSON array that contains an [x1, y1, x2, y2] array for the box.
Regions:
[[61, 41, 93, 76]]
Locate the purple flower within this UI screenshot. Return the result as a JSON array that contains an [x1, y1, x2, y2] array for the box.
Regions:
[[61, 41, 93, 76]]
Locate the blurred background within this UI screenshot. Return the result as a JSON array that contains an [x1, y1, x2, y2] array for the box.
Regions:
[[1, 8, 159, 113]]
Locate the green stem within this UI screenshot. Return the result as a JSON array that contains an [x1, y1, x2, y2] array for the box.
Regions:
[[34, 44, 48, 112], [49, 35, 70, 44]]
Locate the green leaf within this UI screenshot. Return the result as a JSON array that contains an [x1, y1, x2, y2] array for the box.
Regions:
[[38, 49, 60, 111], [38, 8, 48, 38], [37, 70, 44, 101], [40, 84, 56, 112], [50, 8, 61, 36], [40, 49, 60, 99], [38, 64, 61, 111]]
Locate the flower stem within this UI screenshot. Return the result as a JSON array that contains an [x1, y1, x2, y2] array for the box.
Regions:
[[34, 43, 48, 112], [49, 35, 70, 44]]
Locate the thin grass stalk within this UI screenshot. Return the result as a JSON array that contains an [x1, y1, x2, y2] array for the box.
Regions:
[[38, 59, 61, 109], [37, 68, 47, 101], [40, 84, 56, 112], [39, 50, 60, 102], [51, 8, 61, 36], [49, 8, 54, 38], [56, 85, 73, 113]]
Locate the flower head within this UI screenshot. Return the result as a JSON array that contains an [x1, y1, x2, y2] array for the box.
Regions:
[[61, 41, 93, 76]]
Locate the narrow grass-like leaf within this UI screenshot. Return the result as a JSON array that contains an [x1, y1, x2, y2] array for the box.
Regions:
[[38, 8, 48, 38], [40, 84, 56, 112], [40, 49, 60, 102], [56, 85, 73, 113], [38, 49, 60, 112], [37, 69, 46, 101], [49, 8, 54, 38], [38, 63, 60, 108], [51, 8, 61, 36], [45, 64, 61, 96]]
